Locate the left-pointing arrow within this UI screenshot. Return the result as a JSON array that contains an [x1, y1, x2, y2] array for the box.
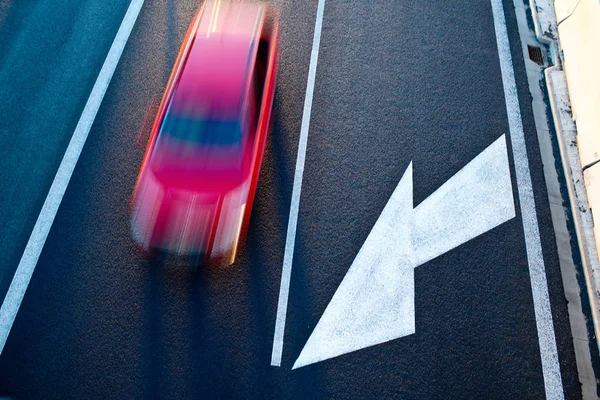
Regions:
[[293, 135, 515, 369]]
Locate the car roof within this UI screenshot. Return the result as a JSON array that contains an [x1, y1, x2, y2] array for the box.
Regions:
[[168, 1, 265, 120]]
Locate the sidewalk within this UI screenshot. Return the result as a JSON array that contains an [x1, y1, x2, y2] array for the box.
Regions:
[[554, 0, 600, 276], [529, 0, 600, 396], [547, 0, 600, 337]]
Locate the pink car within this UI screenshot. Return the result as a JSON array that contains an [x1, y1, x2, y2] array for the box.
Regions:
[[131, 1, 279, 264]]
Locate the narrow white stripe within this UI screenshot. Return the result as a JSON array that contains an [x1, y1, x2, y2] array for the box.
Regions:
[[271, 0, 326, 367], [0, 0, 145, 354], [490, 0, 564, 398]]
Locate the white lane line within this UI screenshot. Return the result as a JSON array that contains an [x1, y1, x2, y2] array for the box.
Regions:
[[271, 0, 326, 367], [490, 0, 564, 398], [0, 0, 144, 355]]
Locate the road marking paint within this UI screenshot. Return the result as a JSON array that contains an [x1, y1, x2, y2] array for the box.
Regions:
[[293, 136, 515, 369], [490, 0, 564, 398], [271, 0, 326, 367], [0, 0, 144, 354], [412, 136, 515, 268], [294, 163, 415, 369]]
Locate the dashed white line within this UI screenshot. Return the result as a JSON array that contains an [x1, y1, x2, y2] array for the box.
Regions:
[[490, 0, 564, 398], [270, 0, 326, 367], [0, 0, 145, 354]]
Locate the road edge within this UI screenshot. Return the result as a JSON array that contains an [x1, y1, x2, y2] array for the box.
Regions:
[[528, 0, 600, 396]]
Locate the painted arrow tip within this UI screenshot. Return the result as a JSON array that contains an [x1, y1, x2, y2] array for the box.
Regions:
[[293, 163, 415, 369]]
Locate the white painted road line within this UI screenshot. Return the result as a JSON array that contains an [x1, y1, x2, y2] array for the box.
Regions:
[[490, 0, 564, 398], [0, 0, 144, 355], [271, 0, 326, 367]]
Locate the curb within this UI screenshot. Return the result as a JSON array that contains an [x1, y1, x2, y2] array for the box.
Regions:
[[528, 0, 600, 391], [531, 0, 600, 349], [546, 66, 600, 378]]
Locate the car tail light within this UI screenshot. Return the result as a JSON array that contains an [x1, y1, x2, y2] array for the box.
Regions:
[[211, 181, 250, 263]]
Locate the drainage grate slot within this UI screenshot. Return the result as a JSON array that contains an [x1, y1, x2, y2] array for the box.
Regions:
[[527, 45, 544, 66]]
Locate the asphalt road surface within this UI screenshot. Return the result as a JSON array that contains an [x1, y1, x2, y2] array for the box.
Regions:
[[0, 0, 583, 398]]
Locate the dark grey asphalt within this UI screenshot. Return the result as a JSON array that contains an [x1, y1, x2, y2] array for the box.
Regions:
[[0, 0, 581, 398], [0, 0, 132, 305]]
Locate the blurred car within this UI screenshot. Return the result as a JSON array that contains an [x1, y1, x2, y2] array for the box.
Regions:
[[131, 0, 279, 264]]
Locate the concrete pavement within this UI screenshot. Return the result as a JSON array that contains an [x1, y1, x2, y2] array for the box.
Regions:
[[527, 0, 600, 396]]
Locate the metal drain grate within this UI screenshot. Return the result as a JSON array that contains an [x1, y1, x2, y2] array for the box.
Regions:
[[527, 45, 544, 66]]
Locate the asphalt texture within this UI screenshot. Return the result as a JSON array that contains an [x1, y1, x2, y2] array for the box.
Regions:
[[0, 0, 133, 309], [0, 0, 582, 398]]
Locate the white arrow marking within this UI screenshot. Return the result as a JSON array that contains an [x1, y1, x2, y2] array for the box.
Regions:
[[293, 135, 515, 369]]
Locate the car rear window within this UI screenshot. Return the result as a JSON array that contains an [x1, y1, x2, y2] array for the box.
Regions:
[[158, 112, 242, 146]]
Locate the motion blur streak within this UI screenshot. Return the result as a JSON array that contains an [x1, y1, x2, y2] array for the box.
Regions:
[[131, 0, 279, 265]]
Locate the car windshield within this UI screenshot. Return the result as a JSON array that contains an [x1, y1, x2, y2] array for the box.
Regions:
[[158, 112, 242, 146]]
